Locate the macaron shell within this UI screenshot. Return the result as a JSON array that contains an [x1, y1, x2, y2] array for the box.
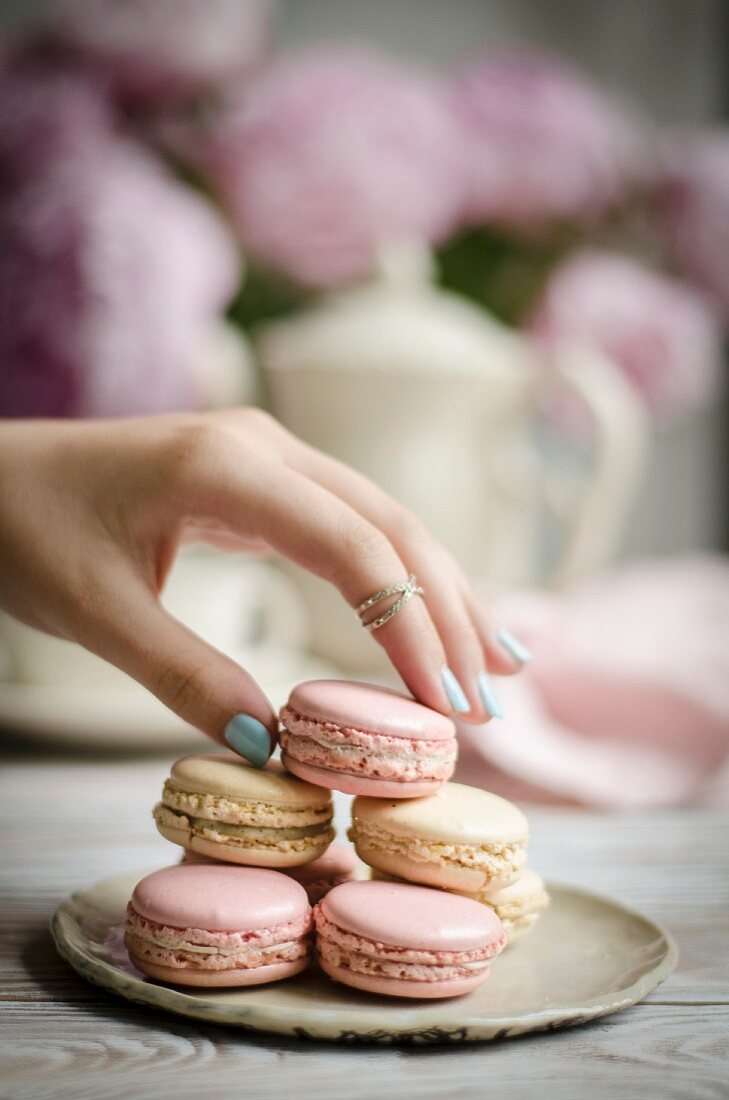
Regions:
[[281, 754, 446, 799], [319, 957, 489, 1000], [284, 680, 455, 741], [130, 864, 310, 930], [179, 832, 332, 868], [354, 844, 502, 893], [169, 753, 331, 807], [351, 784, 528, 846], [501, 913, 540, 944], [159, 819, 321, 868], [181, 842, 360, 904], [368, 868, 547, 942], [131, 955, 309, 988], [180, 842, 357, 879], [319, 880, 504, 952], [287, 843, 358, 883], [478, 867, 547, 906]]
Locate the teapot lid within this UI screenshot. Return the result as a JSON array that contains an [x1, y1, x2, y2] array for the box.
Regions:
[[257, 242, 535, 379]]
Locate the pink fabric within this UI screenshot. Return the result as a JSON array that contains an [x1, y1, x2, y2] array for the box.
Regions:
[[459, 557, 729, 808]]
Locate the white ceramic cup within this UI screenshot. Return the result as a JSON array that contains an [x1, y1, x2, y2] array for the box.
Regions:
[[0, 547, 308, 689]]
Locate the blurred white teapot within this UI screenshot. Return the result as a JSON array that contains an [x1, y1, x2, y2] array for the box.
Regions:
[[258, 243, 647, 671]]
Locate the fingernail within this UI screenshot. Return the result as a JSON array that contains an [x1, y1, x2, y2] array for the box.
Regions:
[[224, 713, 272, 767], [497, 627, 534, 665], [441, 667, 469, 713], [478, 671, 504, 719]]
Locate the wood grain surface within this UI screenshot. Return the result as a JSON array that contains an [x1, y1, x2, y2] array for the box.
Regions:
[[1, 756, 727, 1100]]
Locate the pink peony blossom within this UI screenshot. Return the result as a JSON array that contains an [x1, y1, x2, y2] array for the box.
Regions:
[[529, 250, 723, 421], [654, 130, 729, 319], [449, 49, 639, 231], [50, 0, 275, 100], [195, 47, 468, 287], [0, 138, 241, 418], [0, 62, 115, 183]]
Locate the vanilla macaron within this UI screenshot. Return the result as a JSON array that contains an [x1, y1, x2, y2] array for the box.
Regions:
[[466, 868, 550, 942], [350, 782, 528, 892], [154, 753, 334, 867]]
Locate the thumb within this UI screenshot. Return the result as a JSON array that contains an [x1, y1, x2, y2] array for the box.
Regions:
[[89, 578, 277, 765]]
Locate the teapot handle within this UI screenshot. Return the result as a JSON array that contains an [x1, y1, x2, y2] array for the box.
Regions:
[[544, 344, 650, 587]]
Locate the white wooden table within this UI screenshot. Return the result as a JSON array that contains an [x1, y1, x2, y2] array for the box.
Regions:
[[1, 754, 727, 1100]]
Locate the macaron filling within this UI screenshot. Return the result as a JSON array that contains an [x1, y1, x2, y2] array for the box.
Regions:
[[279, 708, 457, 783], [155, 776, 334, 856], [154, 802, 335, 856], [159, 779, 333, 829], [125, 905, 312, 972], [349, 819, 527, 882]]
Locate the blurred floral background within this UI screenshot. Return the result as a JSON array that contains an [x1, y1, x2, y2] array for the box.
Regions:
[[1, 0, 727, 807]]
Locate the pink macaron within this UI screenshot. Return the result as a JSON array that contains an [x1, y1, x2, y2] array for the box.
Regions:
[[125, 864, 312, 988], [314, 879, 505, 999], [284, 843, 360, 903], [279, 679, 457, 797], [182, 842, 360, 904]]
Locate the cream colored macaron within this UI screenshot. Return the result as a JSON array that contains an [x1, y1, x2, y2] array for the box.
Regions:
[[350, 782, 528, 892], [154, 752, 334, 867], [463, 868, 550, 943]]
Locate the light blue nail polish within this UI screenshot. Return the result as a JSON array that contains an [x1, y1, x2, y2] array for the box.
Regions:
[[224, 713, 272, 767], [497, 627, 534, 664], [478, 671, 504, 720], [441, 667, 470, 713]]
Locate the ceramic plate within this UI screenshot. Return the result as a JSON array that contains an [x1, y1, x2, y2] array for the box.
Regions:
[[51, 869, 677, 1045]]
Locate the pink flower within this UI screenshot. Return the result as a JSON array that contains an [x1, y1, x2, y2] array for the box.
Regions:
[[529, 250, 723, 421], [0, 138, 241, 418], [50, 0, 275, 101], [449, 49, 639, 231], [196, 47, 467, 287], [654, 130, 729, 319], [0, 61, 115, 183]]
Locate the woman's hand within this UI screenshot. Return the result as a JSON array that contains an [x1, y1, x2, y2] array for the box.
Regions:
[[0, 412, 531, 762]]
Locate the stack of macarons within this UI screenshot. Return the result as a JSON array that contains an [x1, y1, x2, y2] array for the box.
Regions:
[[276, 679, 548, 947], [127, 678, 546, 997]]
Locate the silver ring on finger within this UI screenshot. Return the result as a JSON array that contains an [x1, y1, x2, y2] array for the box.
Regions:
[[356, 574, 425, 632]]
